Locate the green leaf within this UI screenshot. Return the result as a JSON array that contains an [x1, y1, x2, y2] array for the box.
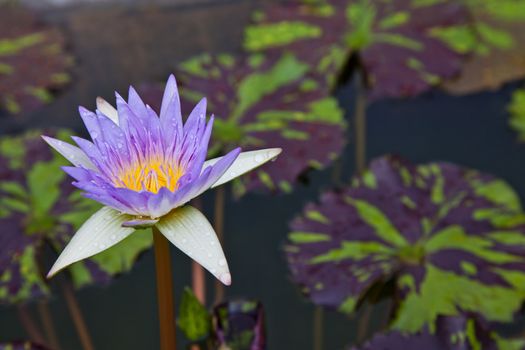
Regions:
[[178, 287, 211, 341]]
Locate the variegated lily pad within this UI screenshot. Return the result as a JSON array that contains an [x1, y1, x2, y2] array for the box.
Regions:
[[245, 0, 469, 100], [442, 0, 525, 94], [351, 315, 525, 350], [286, 156, 525, 333], [0, 5, 72, 115], [0, 341, 49, 350], [213, 299, 266, 350], [140, 53, 346, 196], [0, 130, 152, 304]]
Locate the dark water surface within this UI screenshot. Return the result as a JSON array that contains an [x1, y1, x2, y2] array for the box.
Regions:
[[1, 1, 525, 349]]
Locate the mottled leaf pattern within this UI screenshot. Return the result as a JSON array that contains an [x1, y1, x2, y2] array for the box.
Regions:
[[286, 156, 525, 332], [0, 5, 72, 115], [213, 299, 266, 350], [245, 0, 469, 100], [442, 0, 525, 94], [0, 130, 152, 304], [350, 315, 525, 350], [139, 53, 346, 196]]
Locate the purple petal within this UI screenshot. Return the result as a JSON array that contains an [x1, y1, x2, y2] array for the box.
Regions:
[[160, 75, 183, 148], [177, 148, 241, 206], [128, 86, 148, 121]]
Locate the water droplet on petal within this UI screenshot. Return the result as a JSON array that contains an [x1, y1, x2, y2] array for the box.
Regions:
[[254, 153, 265, 163], [218, 259, 226, 266]]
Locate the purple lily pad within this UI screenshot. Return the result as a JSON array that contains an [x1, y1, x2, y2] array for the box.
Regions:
[[0, 130, 152, 304], [245, 0, 469, 100], [350, 314, 524, 350], [213, 299, 266, 350], [0, 5, 72, 115], [286, 155, 525, 332], [0, 341, 50, 350], [139, 53, 346, 196]]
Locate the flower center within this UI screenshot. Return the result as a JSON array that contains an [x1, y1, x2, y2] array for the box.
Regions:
[[117, 159, 184, 193]]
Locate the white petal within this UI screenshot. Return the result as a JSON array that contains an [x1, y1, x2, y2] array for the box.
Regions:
[[96, 97, 119, 125], [42, 136, 97, 170], [203, 148, 282, 188], [155, 206, 231, 285], [47, 207, 135, 277]]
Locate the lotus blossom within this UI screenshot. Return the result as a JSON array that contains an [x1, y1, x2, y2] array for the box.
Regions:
[[42, 75, 281, 286]]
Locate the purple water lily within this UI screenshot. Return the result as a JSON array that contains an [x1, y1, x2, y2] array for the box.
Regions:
[[42, 75, 281, 285]]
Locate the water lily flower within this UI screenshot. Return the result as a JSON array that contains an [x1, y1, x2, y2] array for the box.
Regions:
[[42, 75, 281, 286]]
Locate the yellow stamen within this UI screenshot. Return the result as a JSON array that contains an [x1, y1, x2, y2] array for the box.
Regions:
[[117, 159, 183, 193]]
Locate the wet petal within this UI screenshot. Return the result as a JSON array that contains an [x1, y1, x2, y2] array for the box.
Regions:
[[177, 148, 241, 206], [203, 148, 282, 188], [47, 207, 135, 277], [41, 136, 96, 170], [155, 205, 231, 285], [96, 97, 119, 125], [160, 74, 183, 148]]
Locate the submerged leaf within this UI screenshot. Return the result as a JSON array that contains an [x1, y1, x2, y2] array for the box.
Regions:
[[286, 156, 525, 332], [178, 287, 212, 342], [0, 130, 152, 304], [139, 53, 346, 196], [245, 0, 469, 100], [213, 299, 266, 350], [0, 5, 72, 115]]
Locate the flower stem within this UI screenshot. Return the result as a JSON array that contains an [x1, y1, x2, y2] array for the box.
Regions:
[[62, 282, 95, 350], [313, 306, 324, 350], [153, 226, 177, 350], [37, 300, 61, 350], [17, 304, 46, 345], [354, 71, 367, 175], [213, 186, 226, 305]]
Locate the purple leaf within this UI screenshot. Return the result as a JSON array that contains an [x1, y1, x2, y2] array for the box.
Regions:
[[350, 315, 520, 350], [0, 6, 72, 115], [213, 299, 266, 350], [286, 155, 525, 332], [245, 0, 469, 100], [138, 53, 346, 196]]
